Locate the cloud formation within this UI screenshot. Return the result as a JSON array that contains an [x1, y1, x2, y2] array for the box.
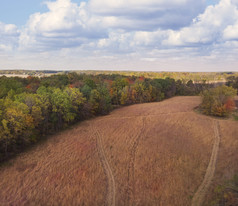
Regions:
[[19, 0, 106, 51], [165, 0, 238, 46], [0, 22, 19, 52], [1, 0, 238, 71], [89, 0, 206, 30]]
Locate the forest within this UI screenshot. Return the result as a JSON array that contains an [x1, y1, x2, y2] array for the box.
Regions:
[[0, 72, 237, 163]]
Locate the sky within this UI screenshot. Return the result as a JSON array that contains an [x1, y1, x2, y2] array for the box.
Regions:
[[0, 0, 237, 72]]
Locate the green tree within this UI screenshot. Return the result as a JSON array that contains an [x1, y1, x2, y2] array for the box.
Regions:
[[81, 84, 92, 100], [226, 76, 238, 93], [51, 88, 71, 127], [89, 85, 112, 114], [120, 86, 130, 105], [200, 85, 237, 117], [111, 78, 128, 105], [0, 100, 35, 156], [15, 93, 43, 124], [0, 76, 25, 98], [83, 78, 97, 89], [64, 87, 85, 118], [36, 86, 51, 134]]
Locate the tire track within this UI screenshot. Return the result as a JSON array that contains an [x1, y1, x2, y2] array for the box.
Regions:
[[92, 125, 116, 206], [191, 120, 221, 206], [125, 117, 146, 206]]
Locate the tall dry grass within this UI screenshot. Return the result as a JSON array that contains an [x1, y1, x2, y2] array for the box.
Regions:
[[0, 96, 237, 205]]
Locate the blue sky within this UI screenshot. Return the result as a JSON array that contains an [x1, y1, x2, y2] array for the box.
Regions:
[[0, 0, 219, 26], [0, 0, 47, 26], [0, 0, 84, 26], [207, 0, 220, 5], [0, 0, 238, 71]]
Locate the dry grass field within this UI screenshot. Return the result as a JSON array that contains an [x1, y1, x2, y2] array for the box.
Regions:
[[0, 96, 237, 206]]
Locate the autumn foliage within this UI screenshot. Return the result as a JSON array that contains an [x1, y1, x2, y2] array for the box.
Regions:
[[225, 98, 235, 112], [0, 73, 213, 162], [200, 85, 237, 117]]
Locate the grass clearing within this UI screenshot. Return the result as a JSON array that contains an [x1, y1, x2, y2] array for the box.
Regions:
[[0, 96, 237, 205]]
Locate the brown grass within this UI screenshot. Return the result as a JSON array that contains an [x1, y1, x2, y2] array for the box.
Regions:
[[0, 96, 237, 206], [0, 121, 106, 205], [204, 115, 238, 205]]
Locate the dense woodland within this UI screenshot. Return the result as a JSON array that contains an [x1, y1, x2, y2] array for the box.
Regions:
[[0, 72, 237, 162]]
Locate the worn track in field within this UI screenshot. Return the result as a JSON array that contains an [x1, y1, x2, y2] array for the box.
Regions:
[[191, 120, 221, 206], [92, 125, 116, 206], [125, 117, 146, 206]]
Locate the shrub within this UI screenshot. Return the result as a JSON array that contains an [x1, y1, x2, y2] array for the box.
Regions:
[[200, 85, 237, 117]]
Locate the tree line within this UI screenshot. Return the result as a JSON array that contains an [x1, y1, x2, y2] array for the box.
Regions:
[[0, 72, 217, 162]]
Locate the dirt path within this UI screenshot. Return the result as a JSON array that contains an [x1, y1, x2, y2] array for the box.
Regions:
[[191, 120, 221, 206], [126, 117, 146, 206], [92, 125, 116, 206]]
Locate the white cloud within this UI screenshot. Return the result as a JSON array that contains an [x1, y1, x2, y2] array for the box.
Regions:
[[19, 0, 106, 51], [164, 0, 238, 46], [1, 0, 238, 71], [0, 22, 19, 52], [18, 0, 238, 53], [231, 0, 238, 5], [89, 0, 206, 30], [223, 21, 238, 40], [19, 0, 207, 52]]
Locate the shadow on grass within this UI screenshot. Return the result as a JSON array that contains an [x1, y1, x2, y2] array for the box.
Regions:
[[0, 115, 97, 168]]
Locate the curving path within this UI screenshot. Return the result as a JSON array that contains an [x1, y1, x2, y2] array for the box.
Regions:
[[92, 125, 116, 206], [191, 120, 221, 206]]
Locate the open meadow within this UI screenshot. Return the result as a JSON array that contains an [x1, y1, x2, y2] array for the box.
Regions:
[[0, 96, 237, 206]]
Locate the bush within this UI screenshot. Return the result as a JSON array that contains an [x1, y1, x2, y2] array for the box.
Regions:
[[200, 85, 237, 117]]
